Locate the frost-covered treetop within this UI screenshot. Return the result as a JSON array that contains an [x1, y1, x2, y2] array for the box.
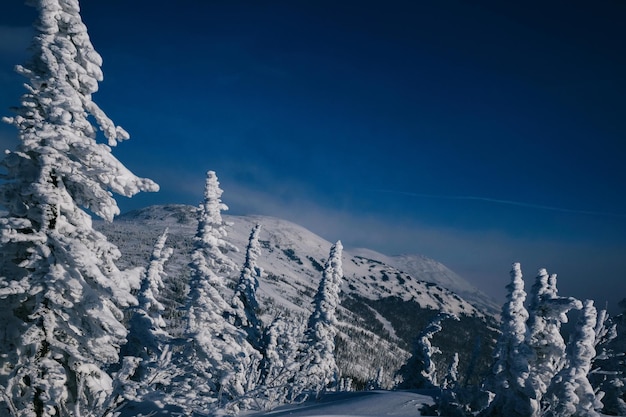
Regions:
[[235, 223, 262, 313], [194, 170, 238, 273], [307, 240, 343, 329], [198, 170, 229, 233], [139, 228, 173, 313], [1, 0, 158, 222], [529, 268, 552, 311], [503, 262, 529, 345], [20, 0, 122, 144], [326, 240, 343, 291]]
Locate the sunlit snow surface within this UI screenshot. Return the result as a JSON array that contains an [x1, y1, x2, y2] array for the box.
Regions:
[[246, 390, 434, 416], [112, 389, 626, 417], [246, 391, 625, 417], [115, 391, 435, 416]]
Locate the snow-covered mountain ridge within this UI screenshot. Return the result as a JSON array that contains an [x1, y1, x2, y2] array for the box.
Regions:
[[111, 204, 498, 314], [96, 204, 500, 387]]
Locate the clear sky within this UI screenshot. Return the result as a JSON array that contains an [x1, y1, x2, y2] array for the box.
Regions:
[[1, 1, 625, 312]]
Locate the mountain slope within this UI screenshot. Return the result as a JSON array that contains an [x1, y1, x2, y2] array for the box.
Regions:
[[352, 249, 500, 316], [96, 204, 499, 388]]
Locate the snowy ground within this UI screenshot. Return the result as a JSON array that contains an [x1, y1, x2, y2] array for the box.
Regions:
[[245, 390, 625, 417], [116, 390, 435, 416], [117, 389, 624, 417], [246, 390, 436, 417]]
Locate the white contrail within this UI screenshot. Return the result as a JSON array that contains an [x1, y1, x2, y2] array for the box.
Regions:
[[374, 189, 626, 218]]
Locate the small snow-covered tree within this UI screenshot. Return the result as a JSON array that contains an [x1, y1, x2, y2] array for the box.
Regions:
[[177, 171, 258, 415], [398, 312, 458, 389], [291, 241, 343, 400], [256, 315, 303, 410], [338, 376, 353, 392], [590, 307, 624, 415], [544, 299, 603, 417], [443, 353, 460, 391], [597, 375, 626, 417], [120, 229, 177, 408], [230, 223, 264, 353], [0, 0, 158, 416], [366, 367, 385, 391], [526, 269, 582, 405], [124, 229, 173, 364], [480, 263, 537, 417], [438, 353, 471, 417]]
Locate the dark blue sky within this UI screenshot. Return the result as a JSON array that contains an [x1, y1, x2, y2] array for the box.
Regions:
[[1, 1, 625, 311]]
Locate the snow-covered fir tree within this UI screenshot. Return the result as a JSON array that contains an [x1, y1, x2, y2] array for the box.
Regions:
[[438, 352, 470, 417], [398, 312, 458, 389], [443, 352, 460, 391], [590, 307, 624, 415], [230, 223, 264, 354], [0, 0, 158, 416], [177, 171, 258, 415], [338, 376, 354, 392], [366, 367, 385, 391], [481, 263, 537, 417], [292, 241, 344, 400], [257, 315, 303, 409], [526, 269, 582, 406], [544, 299, 603, 417], [124, 229, 173, 364], [121, 229, 177, 406]]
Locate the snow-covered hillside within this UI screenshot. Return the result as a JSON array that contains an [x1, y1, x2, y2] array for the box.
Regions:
[[353, 249, 500, 316], [96, 204, 500, 388]]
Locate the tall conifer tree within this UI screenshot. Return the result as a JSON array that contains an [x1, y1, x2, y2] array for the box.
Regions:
[[292, 241, 343, 399], [481, 263, 537, 417], [123, 229, 174, 386], [526, 269, 582, 405], [0, 1, 157, 415], [544, 300, 603, 417], [231, 223, 264, 353], [181, 171, 257, 414]]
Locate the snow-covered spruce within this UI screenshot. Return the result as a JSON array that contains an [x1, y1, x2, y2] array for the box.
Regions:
[[0, 0, 157, 416], [437, 352, 469, 417], [398, 312, 459, 389], [175, 170, 259, 415], [480, 263, 537, 417], [125, 229, 173, 362], [590, 307, 625, 415], [526, 269, 582, 406], [543, 299, 603, 417], [230, 223, 264, 354], [120, 229, 178, 407], [291, 240, 344, 400], [256, 316, 304, 409], [442, 352, 460, 391]]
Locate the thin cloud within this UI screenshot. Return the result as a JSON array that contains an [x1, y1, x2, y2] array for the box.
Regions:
[[118, 170, 626, 313], [223, 181, 626, 312], [375, 189, 626, 218]]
